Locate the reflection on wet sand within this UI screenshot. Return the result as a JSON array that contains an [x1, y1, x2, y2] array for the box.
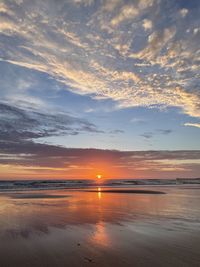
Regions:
[[0, 186, 200, 266], [91, 222, 110, 247], [98, 187, 101, 199]]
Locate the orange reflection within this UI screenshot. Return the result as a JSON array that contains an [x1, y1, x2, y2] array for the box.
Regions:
[[91, 223, 110, 246], [98, 187, 102, 199]]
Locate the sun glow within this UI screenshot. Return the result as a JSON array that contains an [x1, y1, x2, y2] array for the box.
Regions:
[[96, 174, 102, 179]]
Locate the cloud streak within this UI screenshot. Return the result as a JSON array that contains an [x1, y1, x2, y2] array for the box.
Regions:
[[0, 103, 102, 143], [0, 137, 200, 178], [184, 122, 200, 128], [140, 129, 172, 139]]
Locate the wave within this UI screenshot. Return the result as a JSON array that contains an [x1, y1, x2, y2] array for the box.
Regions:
[[0, 178, 199, 191]]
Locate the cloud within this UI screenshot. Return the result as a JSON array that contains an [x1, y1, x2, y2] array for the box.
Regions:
[[140, 129, 172, 139], [109, 129, 124, 134], [184, 122, 200, 128], [140, 132, 153, 139], [111, 4, 139, 27], [72, 0, 94, 6], [130, 118, 146, 124], [157, 129, 173, 135], [0, 0, 199, 119], [0, 103, 103, 143], [180, 8, 188, 17], [142, 19, 153, 30], [0, 139, 200, 178]]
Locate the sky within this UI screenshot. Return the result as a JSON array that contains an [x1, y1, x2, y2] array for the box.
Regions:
[[0, 0, 200, 179]]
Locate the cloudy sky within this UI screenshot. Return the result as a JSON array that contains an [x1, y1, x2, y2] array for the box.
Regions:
[[0, 0, 200, 179]]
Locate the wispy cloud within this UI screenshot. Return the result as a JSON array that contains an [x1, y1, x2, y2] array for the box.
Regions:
[[140, 132, 153, 139], [109, 129, 124, 134], [157, 129, 173, 135], [184, 122, 200, 128], [130, 118, 146, 124], [0, 103, 103, 143], [0, 0, 199, 118], [140, 129, 172, 139]]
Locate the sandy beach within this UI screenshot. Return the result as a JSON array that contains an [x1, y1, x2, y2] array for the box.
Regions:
[[0, 186, 200, 267]]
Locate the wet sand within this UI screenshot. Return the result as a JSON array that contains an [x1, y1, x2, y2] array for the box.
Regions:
[[84, 188, 165, 194], [0, 186, 200, 266], [9, 193, 70, 199]]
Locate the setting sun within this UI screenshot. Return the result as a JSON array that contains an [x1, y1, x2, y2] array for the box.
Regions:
[[96, 174, 102, 179]]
